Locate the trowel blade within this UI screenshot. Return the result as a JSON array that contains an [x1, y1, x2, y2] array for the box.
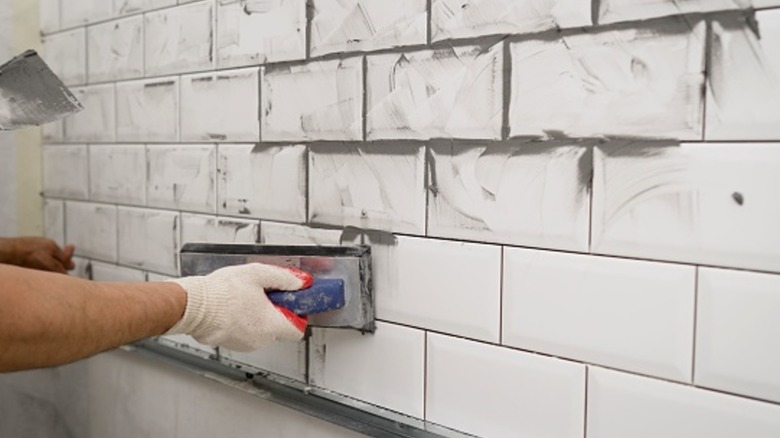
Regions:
[[179, 243, 375, 333], [0, 50, 83, 130]]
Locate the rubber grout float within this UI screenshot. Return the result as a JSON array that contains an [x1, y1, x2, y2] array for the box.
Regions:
[[179, 243, 375, 333]]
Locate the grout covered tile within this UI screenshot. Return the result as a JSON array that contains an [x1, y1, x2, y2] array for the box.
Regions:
[[144, 1, 214, 76], [89, 144, 146, 205], [87, 15, 144, 82], [42, 145, 89, 199], [597, 0, 753, 24], [91, 261, 147, 282], [64, 85, 116, 142], [217, 144, 306, 222], [259, 222, 342, 246], [117, 207, 180, 275], [180, 214, 258, 244], [43, 199, 66, 247], [116, 77, 179, 142], [147, 144, 216, 213], [503, 247, 696, 382], [114, 0, 176, 16], [41, 28, 86, 86], [65, 201, 118, 262]]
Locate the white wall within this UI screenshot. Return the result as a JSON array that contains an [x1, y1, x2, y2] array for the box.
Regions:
[[19, 0, 780, 437], [0, 0, 17, 236]]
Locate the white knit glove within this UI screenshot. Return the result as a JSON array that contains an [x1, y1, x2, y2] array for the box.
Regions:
[[165, 263, 311, 352]]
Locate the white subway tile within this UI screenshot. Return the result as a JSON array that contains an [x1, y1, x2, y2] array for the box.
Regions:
[[696, 268, 780, 403], [587, 367, 780, 438], [260, 222, 342, 245], [598, 0, 751, 24], [217, 144, 306, 222], [261, 58, 363, 141], [61, 0, 112, 28], [114, 0, 176, 16], [427, 333, 586, 438], [432, 0, 591, 42], [181, 69, 259, 142], [66, 201, 118, 262], [118, 208, 180, 275], [116, 78, 179, 142], [42, 145, 89, 199], [309, 144, 426, 234], [216, 0, 306, 68], [706, 10, 780, 140], [755, 0, 780, 6], [145, 2, 214, 75], [220, 343, 306, 382], [64, 85, 116, 142], [42, 28, 86, 85], [147, 145, 216, 213], [87, 16, 144, 82], [366, 43, 503, 140], [309, 322, 425, 418], [592, 142, 780, 273], [369, 235, 502, 342], [429, 142, 590, 251], [503, 248, 696, 382], [310, 0, 426, 56], [40, 0, 60, 34], [42, 120, 64, 143], [43, 199, 65, 247], [180, 214, 258, 244], [91, 261, 147, 282], [71, 256, 92, 279], [509, 19, 705, 140], [89, 145, 146, 205]]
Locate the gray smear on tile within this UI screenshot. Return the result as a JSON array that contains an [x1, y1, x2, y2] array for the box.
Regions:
[[0, 389, 74, 438]]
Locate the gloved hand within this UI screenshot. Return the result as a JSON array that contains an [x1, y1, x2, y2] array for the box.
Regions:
[[165, 263, 312, 351]]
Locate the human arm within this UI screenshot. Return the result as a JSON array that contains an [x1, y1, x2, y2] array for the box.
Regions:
[[0, 263, 310, 372], [0, 237, 75, 273]]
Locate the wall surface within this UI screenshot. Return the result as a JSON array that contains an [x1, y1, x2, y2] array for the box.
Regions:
[[22, 0, 780, 436]]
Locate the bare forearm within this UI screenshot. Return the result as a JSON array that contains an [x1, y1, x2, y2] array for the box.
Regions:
[[0, 265, 186, 372]]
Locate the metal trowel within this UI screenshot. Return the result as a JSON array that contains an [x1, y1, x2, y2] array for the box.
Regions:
[[179, 243, 375, 333], [0, 50, 83, 130]]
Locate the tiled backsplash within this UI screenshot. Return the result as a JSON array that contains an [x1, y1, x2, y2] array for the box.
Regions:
[[41, 0, 780, 436]]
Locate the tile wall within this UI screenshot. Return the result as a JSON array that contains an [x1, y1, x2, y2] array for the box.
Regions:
[[40, 0, 780, 436]]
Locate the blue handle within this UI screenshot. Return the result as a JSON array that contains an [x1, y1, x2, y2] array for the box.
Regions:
[[267, 278, 346, 316]]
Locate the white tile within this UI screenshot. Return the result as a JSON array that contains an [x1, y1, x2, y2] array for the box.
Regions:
[[310, 0, 427, 56], [87, 16, 144, 82], [309, 144, 426, 234], [429, 141, 590, 251], [706, 10, 780, 140], [366, 43, 503, 140], [695, 268, 780, 403], [309, 322, 425, 418], [144, 2, 214, 75], [181, 69, 259, 142], [71, 256, 92, 279], [147, 145, 216, 213], [509, 18, 705, 140], [503, 248, 696, 382], [598, 0, 751, 24], [114, 0, 176, 15], [427, 333, 586, 438], [40, 0, 60, 34], [42, 120, 64, 143], [91, 261, 146, 282], [42, 145, 89, 199], [61, 0, 112, 28], [64, 85, 116, 142], [180, 214, 258, 244], [41, 28, 86, 85], [117, 207, 180, 275], [587, 367, 780, 438], [432, 0, 591, 42], [116, 78, 179, 142], [261, 58, 363, 141], [592, 142, 780, 273], [216, 0, 306, 68], [755, 0, 780, 6], [65, 201, 118, 262], [369, 235, 501, 342], [260, 222, 342, 245], [43, 199, 65, 247], [220, 342, 306, 382], [217, 144, 306, 222], [89, 144, 146, 205]]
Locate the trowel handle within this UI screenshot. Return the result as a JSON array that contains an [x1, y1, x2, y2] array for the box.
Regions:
[[267, 278, 346, 316]]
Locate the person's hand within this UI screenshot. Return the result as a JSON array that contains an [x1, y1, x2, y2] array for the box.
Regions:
[[0, 237, 75, 274], [165, 263, 311, 351]]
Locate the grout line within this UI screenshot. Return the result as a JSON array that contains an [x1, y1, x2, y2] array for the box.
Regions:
[[501, 36, 511, 140], [701, 18, 712, 142], [361, 55, 368, 141], [423, 331, 429, 421], [583, 366, 590, 438], [498, 246, 505, 345], [691, 266, 700, 383], [587, 146, 595, 253], [426, 0, 432, 45]]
